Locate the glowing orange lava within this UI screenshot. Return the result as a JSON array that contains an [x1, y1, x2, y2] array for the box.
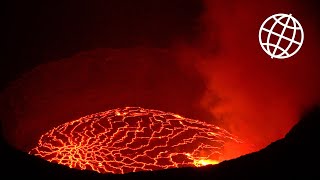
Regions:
[[29, 107, 240, 174]]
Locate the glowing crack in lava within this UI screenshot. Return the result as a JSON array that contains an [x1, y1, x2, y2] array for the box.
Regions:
[[29, 107, 240, 174]]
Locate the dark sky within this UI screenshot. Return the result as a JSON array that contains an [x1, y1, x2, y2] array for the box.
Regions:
[[3, 0, 202, 89]]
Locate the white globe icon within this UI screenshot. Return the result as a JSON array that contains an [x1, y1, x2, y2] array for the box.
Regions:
[[259, 13, 304, 59]]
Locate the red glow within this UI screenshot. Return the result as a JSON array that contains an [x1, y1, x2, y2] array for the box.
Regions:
[[29, 107, 240, 174], [175, 0, 320, 154]]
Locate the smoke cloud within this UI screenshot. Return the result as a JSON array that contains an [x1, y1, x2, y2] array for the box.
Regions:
[[176, 0, 320, 158]]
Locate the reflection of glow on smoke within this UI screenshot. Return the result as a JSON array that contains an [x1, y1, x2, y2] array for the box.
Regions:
[[29, 107, 241, 174]]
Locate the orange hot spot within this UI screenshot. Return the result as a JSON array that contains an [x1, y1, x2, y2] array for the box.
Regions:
[[194, 159, 220, 167], [29, 107, 241, 174]]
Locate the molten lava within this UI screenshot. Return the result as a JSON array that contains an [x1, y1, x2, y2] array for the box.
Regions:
[[29, 107, 240, 174]]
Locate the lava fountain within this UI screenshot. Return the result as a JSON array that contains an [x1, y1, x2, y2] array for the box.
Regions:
[[29, 107, 241, 174]]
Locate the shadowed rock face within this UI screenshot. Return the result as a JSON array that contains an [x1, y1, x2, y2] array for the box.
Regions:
[[1, 105, 320, 179]]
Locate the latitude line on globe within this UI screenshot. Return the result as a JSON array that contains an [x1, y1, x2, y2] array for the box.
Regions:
[[261, 28, 301, 45], [272, 16, 302, 30], [261, 43, 290, 56]]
